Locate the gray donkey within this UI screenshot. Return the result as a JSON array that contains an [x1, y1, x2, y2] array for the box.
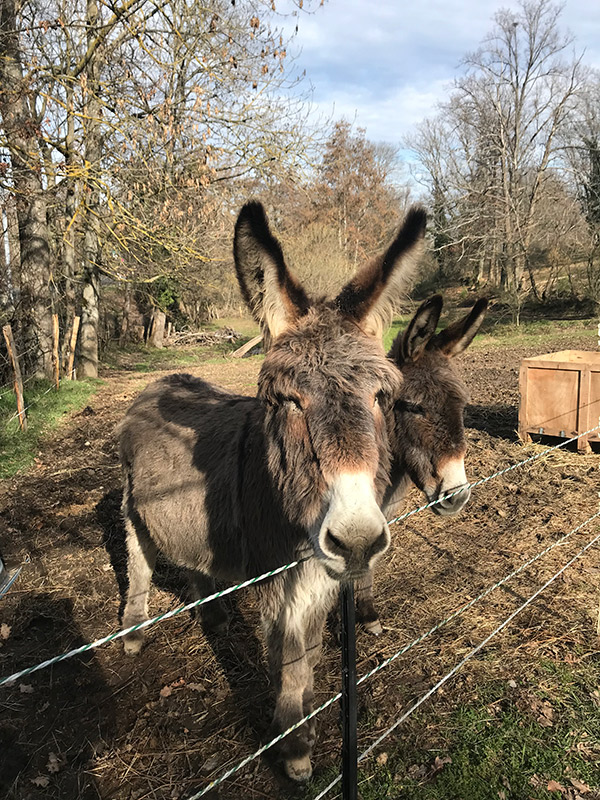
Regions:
[[236, 255, 487, 635], [118, 202, 426, 781]]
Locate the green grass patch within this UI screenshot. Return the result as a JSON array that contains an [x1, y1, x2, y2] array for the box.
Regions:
[[104, 340, 246, 373], [473, 317, 597, 350], [306, 660, 600, 799], [0, 379, 99, 478], [104, 318, 263, 373], [384, 317, 411, 352]]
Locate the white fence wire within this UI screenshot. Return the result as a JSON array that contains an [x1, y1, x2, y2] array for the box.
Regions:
[[312, 524, 600, 800], [1, 425, 598, 688], [182, 507, 600, 799], [1, 420, 599, 799]]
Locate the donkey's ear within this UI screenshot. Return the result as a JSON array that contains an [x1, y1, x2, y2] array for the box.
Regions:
[[431, 298, 488, 357], [334, 206, 427, 339], [234, 202, 310, 341], [390, 294, 443, 364]]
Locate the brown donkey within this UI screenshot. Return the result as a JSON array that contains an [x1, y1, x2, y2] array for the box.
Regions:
[[118, 202, 426, 781], [355, 294, 488, 634]]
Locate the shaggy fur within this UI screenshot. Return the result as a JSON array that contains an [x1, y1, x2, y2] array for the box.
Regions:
[[118, 201, 426, 781], [355, 296, 488, 631]]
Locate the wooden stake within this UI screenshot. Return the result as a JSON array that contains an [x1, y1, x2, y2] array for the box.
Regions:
[[232, 333, 263, 358], [52, 314, 60, 389], [2, 323, 27, 430], [66, 315, 80, 380]]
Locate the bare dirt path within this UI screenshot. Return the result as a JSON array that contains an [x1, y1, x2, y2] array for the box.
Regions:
[[0, 335, 599, 800]]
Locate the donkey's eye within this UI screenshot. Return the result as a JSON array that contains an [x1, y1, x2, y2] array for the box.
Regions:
[[395, 399, 425, 416]]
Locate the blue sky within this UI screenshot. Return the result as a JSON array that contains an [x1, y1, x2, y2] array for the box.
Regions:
[[279, 0, 600, 146]]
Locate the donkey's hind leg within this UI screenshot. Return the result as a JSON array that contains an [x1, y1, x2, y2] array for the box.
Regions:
[[355, 570, 382, 636], [187, 570, 229, 632], [122, 515, 157, 656]]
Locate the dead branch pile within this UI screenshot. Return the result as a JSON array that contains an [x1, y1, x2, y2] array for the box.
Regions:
[[168, 327, 241, 346]]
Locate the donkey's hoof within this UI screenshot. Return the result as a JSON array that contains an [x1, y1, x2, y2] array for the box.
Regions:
[[123, 632, 144, 656], [363, 618, 383, 636], [201, 604, 230, 634], [284, 754, 312, 783]]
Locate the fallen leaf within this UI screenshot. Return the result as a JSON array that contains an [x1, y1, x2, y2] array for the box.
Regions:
[[46, 752, 63, 773], [376, 752, 388, 766], [508, 679, 517, 689], [159, 685, 172, 698], [0, 623, 10, 640], [547, 780, 565, 792], [19, 684, 34, 694], [570, 778, 591, 794], [31, 776, 50, 787], [407, 763, 427, 780], [432, 755, 452, 772], [530, 698, 554, 727]]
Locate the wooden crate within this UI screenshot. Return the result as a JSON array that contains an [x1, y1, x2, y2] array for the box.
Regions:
[[519, 350, 600, 453]]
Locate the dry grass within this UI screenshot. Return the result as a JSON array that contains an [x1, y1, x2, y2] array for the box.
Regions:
[[0, 324, 599, 799]]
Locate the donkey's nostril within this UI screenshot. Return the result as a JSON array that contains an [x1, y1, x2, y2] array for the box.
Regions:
[[367, 529, 389, 560], [324, 529, 351, 556]]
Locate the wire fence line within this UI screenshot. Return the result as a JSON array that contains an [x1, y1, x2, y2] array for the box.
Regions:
[[5, 368, 76, 425], [0, 369, 48, 401], [1, 424, 598, 687], [179, 507, 600, 798], [312, 524, 600, 800], [0, 558, 308, 688]]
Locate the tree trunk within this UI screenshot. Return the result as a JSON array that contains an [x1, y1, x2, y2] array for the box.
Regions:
[[0, 206, 13, 314], [149, 310, 166, 348], [6, 196, 20, 291], [79, 0, 102, 378], [0, 0, 53, 378], [63, 66, 77, 324]]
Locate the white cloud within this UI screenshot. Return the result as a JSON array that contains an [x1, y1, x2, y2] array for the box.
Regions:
[[279, 0, 600, 146]]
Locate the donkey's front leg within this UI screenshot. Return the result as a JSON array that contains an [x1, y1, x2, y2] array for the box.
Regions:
[[264, 610, 313, 782], [187, 570, 229, 632], [355, 570, 382, 635], [302, 606, 328, 750]]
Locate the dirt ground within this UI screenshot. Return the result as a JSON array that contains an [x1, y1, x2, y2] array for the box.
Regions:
[[1, 331, 599, 800]]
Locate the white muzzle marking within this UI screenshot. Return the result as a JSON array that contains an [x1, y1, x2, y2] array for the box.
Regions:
[[316, 472, 390, 576], [428, 457, 470, 516]]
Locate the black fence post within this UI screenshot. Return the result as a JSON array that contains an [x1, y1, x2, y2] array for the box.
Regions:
[[340, 581, 358, 800]]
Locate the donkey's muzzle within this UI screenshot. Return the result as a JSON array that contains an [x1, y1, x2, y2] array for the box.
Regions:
[[430, 483, 471, 516], [317, 472, 391, 579], [322, 525, 389, 578]]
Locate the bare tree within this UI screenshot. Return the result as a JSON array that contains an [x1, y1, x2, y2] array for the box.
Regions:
[[408, 0, 586, 311]]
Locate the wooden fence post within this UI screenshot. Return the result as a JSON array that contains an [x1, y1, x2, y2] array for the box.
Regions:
[[52, 314, 60, 389], [2, 323, 27, 430], [66, 316, 80, 380]]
